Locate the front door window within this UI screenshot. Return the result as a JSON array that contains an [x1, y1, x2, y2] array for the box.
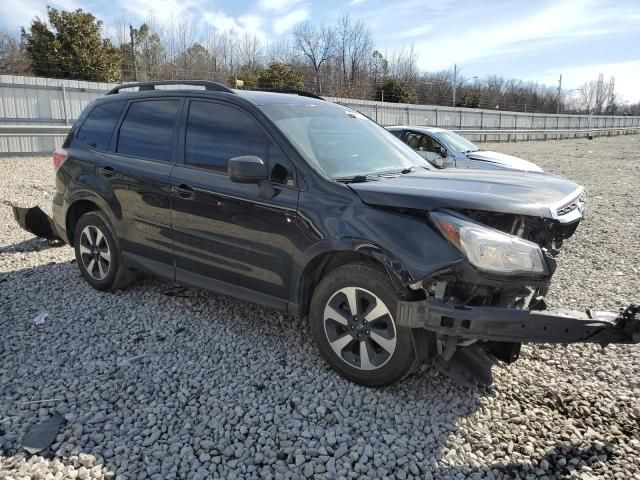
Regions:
[[406, 132, 445, 165]]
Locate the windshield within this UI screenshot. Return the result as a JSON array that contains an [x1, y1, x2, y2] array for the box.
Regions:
[[260, 103, 428, 179], [438, 130, 479, 153]]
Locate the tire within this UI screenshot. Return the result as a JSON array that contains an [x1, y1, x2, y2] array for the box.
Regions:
[[310, 263, 415, 387], [73, 211, 135, 291]]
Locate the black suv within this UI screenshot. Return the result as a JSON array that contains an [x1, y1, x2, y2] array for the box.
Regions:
[[15, 81, 638, 388]]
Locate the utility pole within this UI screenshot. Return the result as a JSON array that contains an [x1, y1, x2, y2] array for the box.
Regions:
[[129, 25, 138, 82], [556, 74, 562, 114], [452, 63, 457, 107], [609, 77, 616, 115]]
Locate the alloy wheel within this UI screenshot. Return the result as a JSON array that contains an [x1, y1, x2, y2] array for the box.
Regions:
[[79, 225, 111, 281], [323, 286, 397, 370]]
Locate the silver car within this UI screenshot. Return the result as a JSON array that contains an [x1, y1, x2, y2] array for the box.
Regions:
[[387, 125, 543, 172]]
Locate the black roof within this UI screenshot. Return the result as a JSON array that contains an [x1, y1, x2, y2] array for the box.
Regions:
[[235, 90, 325, 105]]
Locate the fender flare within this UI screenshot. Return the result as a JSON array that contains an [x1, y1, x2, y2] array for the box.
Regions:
[[64, 190, 120, 240], [289, 237, 416, 317]]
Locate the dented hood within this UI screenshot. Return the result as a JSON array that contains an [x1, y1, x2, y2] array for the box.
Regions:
[[348, 169, 583, 219]]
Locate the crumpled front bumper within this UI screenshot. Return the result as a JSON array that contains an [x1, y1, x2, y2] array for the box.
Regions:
[[397, 299, 640, 345]]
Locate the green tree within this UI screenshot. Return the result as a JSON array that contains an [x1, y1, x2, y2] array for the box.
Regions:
[[22, 8, 121, 82], [121, 24, 165, 81], [373, 77, 415, 103], [136, 24, 164, 80], [233, 68, 261, 89], [257, 62, 305, 90], [370, 50, 388, 83]]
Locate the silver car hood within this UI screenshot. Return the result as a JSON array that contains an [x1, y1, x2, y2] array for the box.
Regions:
[[466, 151, 543, 172]]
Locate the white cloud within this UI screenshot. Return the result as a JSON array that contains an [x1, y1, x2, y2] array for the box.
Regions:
[[349, 0, 367, 5], [238, 14, 265, 33], [530, 60, 640, 103], [272, 8, 308, 34], [122, 0, 201, 23], [0, 0, 83, 29], [204, 10, 242, 32], [0, 0, 45, 28], [258, 0, 302, 11], [397, 25, 432, 38], [409, 0, 634, 71], [202, 10, 267, 41]]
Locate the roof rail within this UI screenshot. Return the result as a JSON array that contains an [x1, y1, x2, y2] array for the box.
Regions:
[[252, 89, 324, 101], [106, 80, 234, 95]]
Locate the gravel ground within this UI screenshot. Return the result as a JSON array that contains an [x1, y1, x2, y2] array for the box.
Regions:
[[1, 135, 639, 480]]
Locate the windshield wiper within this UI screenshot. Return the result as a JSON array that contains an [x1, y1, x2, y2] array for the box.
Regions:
[[378, 166, 416, 176], [334, 174, 374, 183]]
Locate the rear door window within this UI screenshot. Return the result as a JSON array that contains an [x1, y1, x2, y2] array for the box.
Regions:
[[116, 100, 181, 162], [76, 100, 125, 150]]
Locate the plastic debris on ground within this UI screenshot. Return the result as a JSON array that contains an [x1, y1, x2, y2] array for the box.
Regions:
[[33, 312, 48, 326], [20, 412, 64, 455]]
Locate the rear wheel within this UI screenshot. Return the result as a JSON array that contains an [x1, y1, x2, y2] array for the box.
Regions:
[[310, 263, 415, 387], [74, 211, 134, 291]]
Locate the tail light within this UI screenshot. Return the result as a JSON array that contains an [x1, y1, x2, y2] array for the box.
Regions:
[[53, 148, 68, 170]]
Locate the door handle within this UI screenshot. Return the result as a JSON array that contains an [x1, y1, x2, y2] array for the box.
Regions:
[[98, 166, 115, 177], [172, 184, 195, 199]]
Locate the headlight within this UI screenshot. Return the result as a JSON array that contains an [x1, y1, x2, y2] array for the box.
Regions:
[[430, 210, 548, 276]]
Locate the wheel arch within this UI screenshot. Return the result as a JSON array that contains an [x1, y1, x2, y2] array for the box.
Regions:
[[65, 197, 113, 244], [293, 241, 414, 318]]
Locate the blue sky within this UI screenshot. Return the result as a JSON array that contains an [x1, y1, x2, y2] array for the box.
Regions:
[[3, 0, 640, 102]]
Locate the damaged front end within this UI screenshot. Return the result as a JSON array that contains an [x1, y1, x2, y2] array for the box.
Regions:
[[400, 206, 638, 387]]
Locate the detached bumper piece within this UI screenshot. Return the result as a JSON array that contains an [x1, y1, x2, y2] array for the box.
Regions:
[[12, 205, 61, 241], [397, 300, 640, 346]]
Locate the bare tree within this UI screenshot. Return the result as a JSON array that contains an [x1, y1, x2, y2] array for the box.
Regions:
[[335, 14, 373, 90], [266, 36, 300, 67], [578, 73, 615, 114], [294, 21, 336, 93], [174, 15, 199, 79], [0, 28, 31, 74], [237, 32, 263, 71], [387, 44, 418, 83]]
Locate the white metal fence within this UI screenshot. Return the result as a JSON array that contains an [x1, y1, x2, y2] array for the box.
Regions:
[[1, 75, 639, 154]]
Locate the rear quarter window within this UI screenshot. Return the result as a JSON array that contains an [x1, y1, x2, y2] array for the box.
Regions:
[[76, 100, 126, 150]]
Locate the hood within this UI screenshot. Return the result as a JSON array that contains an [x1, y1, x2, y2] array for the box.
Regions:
[[349, 169, 584, 219], [466, 151, 543, 172]]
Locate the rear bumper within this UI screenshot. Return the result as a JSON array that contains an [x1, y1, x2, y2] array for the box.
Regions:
[[397, 299, 639, 345], [12, 205, 63, 241]]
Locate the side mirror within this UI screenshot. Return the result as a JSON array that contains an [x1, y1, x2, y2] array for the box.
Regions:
[[228, 156, 268, 184], [439, 146, 448, 158]]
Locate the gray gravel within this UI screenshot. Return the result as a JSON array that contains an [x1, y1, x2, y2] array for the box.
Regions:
[[1, 135, 639, 480]]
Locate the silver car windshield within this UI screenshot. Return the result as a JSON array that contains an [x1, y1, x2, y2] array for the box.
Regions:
[[261, 103, 428, 179], [438, 130, 479, 153]]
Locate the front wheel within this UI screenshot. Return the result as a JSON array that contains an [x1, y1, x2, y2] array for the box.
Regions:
[[310, 263, 415, 387]]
